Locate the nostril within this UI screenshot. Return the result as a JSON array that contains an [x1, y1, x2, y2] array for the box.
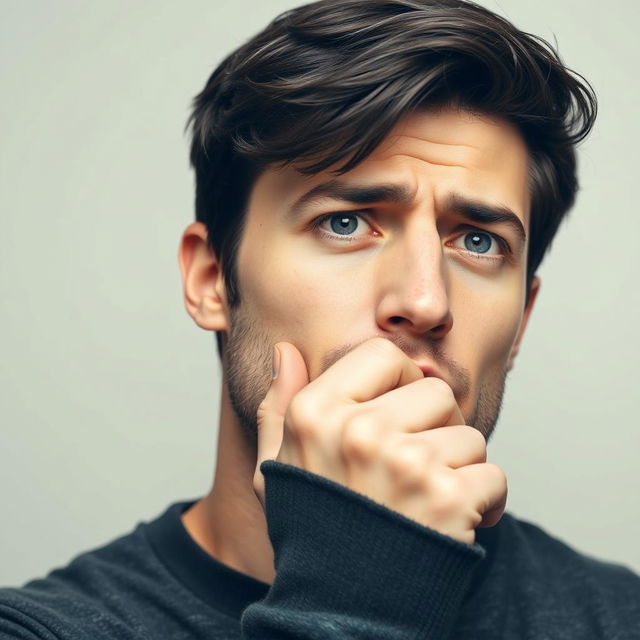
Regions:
[[389, 316, 404, 325], [430, 319, 453, 338]]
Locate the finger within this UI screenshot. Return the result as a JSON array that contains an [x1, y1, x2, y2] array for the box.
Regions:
[[364, 376, 465, 432], [254, 342, 309, 503], [455, 463, 508, 528], [414, 425, 487, 467], [306, 337, 423, 405]]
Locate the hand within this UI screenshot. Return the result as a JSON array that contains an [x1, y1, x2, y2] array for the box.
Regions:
[[254, 338, 507, 544]]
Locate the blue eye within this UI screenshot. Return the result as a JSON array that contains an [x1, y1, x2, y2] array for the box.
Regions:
[[314, 212, 374, 243], [449, 230, 505, 259], [464, 231, 493, 254], [329, 214, 359, 235]]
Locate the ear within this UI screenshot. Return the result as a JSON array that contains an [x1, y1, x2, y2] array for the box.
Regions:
[[178, 222, 229, 331], [507, 275, 540, 372]]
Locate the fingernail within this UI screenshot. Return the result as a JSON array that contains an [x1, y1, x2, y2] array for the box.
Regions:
[[272, 345, 281, 379]]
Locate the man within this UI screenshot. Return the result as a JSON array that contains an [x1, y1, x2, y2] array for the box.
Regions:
[[1, 0, 638, 638]]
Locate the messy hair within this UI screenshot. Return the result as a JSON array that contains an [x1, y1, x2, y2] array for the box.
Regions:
[[189, 0, 596, 333]]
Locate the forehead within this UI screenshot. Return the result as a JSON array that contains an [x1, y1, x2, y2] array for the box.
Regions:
[[249, 107, 531, 227]]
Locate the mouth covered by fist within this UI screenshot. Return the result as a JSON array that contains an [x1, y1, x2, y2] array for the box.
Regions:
[[254, 337, 507, 545]]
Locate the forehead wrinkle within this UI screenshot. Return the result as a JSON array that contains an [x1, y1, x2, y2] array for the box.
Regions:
[[381, 151, 472, 171], [390, 133, 479, 151], [382, 127, 519, 172], [376, 132, 481, 169]]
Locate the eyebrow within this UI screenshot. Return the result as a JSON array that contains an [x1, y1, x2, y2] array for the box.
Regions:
[[287, 179, 527, 244], [445, 194, 527, 245], [286, 179, 414, 218]]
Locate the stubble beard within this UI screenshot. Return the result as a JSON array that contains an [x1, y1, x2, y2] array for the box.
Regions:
[[468, 372, 507, 441], [224, 305, 275, 443], [224, 304, 508, 444]]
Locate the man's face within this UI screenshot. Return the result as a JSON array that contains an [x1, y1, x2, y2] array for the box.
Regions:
[[224, 107, 532, 440]]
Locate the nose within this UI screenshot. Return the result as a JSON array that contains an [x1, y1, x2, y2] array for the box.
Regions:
[[375, 223, 453, 340]]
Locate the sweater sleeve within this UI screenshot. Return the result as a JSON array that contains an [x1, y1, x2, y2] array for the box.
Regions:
[[241, 461, 485, 639]]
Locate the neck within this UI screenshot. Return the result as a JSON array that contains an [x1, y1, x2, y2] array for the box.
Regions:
[[181, 379, 275, 584]]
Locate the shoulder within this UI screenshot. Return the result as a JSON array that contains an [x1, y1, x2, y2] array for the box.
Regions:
[[0, 523, 168, 639], [499, 513, 639, 608], [456, 515, 640, 639], [501, 513, 638, 577]]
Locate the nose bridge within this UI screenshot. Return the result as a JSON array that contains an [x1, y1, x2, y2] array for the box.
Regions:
[[400, 216, 447, 307], [376, 212, 452, 334]]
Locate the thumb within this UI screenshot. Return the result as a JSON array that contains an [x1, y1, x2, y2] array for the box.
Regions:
[[253, 341, 309, 505]]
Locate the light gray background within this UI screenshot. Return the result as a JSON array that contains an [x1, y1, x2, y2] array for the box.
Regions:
[[1, 0, 638, 587]]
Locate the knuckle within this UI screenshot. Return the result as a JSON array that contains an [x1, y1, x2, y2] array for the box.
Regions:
[[256, 398, 270, 424], [384, 445, 425, 488], [428, 472, 465, 515], [341, 413, 380, 462], [485, 463, 508, 491], [256, 388, 279, 423], [286, 392, 320, 440], [427, 376, 456, 402], [461, 425, 488, 457], [405, 435, 438, 466]]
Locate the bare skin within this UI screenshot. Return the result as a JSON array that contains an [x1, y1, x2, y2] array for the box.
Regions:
[[179, 107, 539, 584], [255, 338, 506, 545]]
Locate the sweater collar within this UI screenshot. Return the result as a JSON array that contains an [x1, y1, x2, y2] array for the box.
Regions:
[[144, 501, 269, 619]]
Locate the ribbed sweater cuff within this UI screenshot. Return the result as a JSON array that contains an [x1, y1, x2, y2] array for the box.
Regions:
[[261, 460, 484, 638]]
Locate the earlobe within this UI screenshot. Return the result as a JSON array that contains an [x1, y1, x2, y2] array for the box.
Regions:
[[178, 222, 229, 331], [507, 276, 540, 372]]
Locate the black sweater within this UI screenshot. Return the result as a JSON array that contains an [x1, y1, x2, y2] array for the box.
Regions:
[[1, 461, 639, 639]]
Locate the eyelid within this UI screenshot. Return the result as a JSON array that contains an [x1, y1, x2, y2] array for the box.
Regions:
[[309, 211, 377, 238], [446, 230, 509, 264], [453, 226, 512, 256]]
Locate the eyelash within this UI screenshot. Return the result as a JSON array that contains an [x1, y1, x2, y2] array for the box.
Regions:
[[310, 213, 511, 259], [449, 228, 512, 261], [309, 212, 375, 242]]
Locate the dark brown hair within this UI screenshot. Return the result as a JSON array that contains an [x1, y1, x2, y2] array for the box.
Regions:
[[189, 0, 596, 318]]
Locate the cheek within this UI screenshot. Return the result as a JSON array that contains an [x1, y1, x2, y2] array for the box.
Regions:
[[238, 240, 361, 337], [451, 274, 525, 374], [474, 303, 523, 374], [481, 306, 522, 368], [237, 238, 377, 375]]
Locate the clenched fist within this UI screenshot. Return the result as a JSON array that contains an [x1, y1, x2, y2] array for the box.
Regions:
[[254, 338, 507, 545]]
